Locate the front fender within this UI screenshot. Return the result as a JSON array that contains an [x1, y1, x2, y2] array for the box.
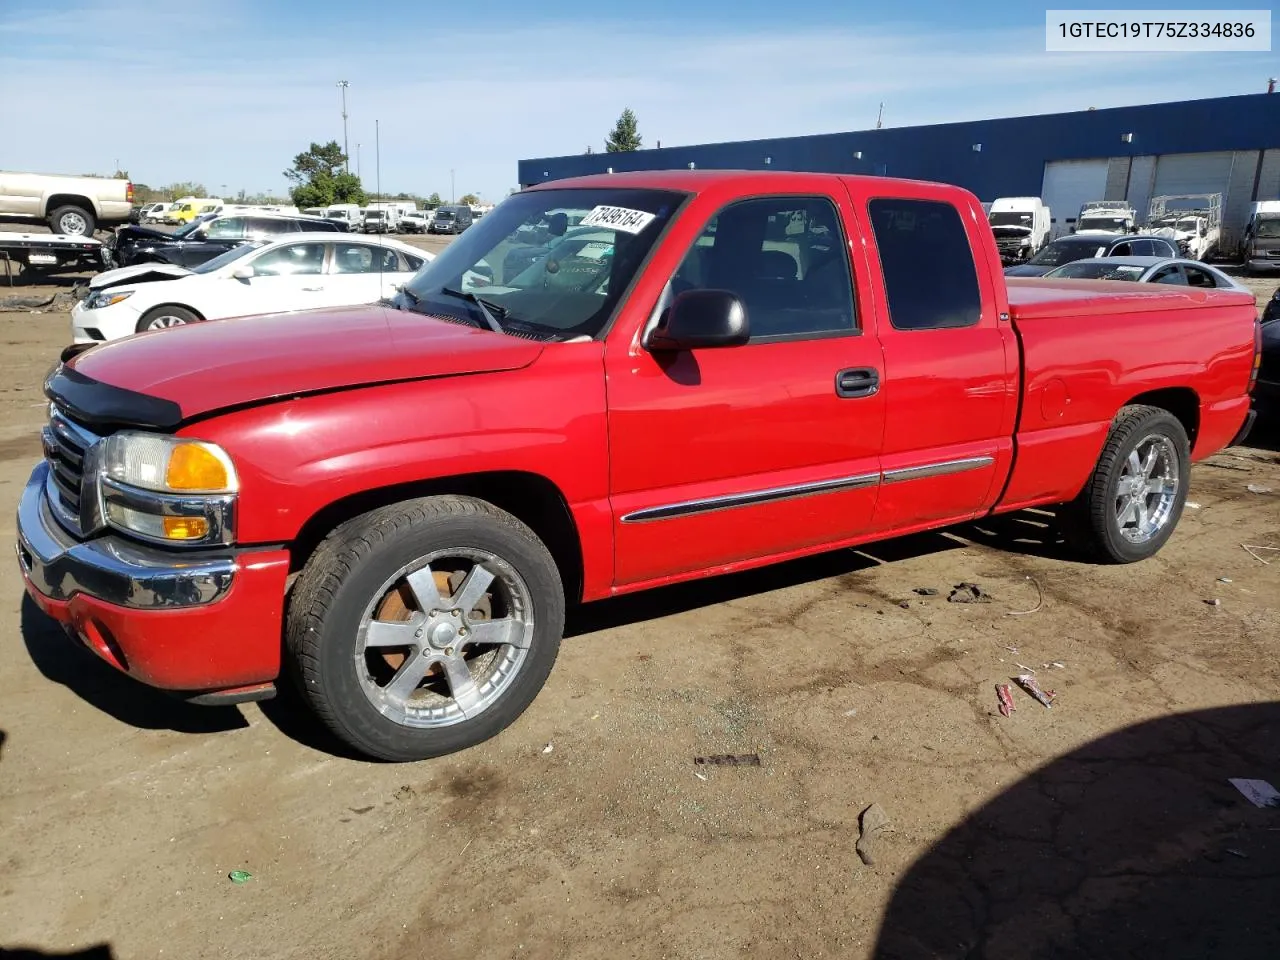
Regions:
[[181, 347, 614, 594]]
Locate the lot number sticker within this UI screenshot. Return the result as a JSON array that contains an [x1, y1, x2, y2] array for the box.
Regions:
[[579, 205, 656, 234]]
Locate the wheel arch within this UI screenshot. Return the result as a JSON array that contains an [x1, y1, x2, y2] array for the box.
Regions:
[[45, 192, 98, 216], [288, 470, 585, 605], [139, 302, 208, 323], [1121, 387, 1199, 449]]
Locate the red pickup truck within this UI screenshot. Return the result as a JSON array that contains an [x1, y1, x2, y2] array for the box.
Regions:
[[18, 171, 1262, 761]]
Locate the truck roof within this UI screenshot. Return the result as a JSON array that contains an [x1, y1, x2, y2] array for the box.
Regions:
[[527, 169, 966, 196]]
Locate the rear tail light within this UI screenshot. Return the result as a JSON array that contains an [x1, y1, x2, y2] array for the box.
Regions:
[[126, 182, 135, 202], [1249, 319, 1262, 394]]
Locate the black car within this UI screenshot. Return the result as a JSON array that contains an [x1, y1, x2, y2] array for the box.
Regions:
[[110, 213, 348, 268], [429, 205, 474, 235], [1004, 233, 1180, 278], [1263, 284, 1280, 325]]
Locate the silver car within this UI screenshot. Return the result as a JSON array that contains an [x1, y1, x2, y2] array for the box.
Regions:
[[1041, 256, 1250, 292]]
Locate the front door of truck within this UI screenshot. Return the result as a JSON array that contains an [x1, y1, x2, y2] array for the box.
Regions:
[[604, 191, 886, 589], [852, 187, 1018, 534]]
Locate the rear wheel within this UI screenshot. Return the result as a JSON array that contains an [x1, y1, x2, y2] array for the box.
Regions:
[[1064, 405, 1189, 563], [286, 496, 565, 762], [49, 205, 96, 237], [135, 305, 199, 333]]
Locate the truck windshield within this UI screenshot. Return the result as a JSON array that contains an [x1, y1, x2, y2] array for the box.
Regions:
[[989, 212, 1032, 226], [396, 187, 685, 341], [1079, 217, 1128, 231], [1256, 219, 1280, 239], [1026, 238, 1108, 266]]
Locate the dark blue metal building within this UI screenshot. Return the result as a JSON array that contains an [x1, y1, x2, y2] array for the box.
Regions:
[[519, 93, 1280, 195]]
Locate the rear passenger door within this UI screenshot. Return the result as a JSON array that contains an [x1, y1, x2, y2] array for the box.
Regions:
[[605, 191, 887, 588], [855, 190, 1019, 533]]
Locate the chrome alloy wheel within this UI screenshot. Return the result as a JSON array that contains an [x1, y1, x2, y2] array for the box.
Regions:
[[1113, 434, 1179, 544], [354, 549, 534, 728]]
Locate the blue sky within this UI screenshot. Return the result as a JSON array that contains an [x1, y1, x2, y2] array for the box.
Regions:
[[0, 0, 1274, 201]]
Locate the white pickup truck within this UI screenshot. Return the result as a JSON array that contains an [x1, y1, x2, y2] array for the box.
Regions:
[[0, 170, 134, 236]]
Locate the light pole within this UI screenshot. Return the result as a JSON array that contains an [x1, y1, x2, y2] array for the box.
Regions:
[[356, 144, 361, 180], [336, 81, 350, 172]]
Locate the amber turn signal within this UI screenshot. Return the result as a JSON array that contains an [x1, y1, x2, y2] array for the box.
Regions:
[[165, 443, 231, 491]]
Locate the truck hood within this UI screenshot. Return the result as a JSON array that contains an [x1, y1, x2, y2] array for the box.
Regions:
[[62, 305, 544, 425], [89, 262, 191, 290]]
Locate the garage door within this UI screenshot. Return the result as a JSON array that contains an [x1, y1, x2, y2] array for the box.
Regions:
[[1041, 159, 1110, 239], [1148, 151, 1235, 214]]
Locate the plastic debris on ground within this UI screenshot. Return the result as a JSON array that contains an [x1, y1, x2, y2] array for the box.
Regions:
[[1246, 484, 1273, 494], [1014, 673, 1056, 708], [1228, 778, 1280, 809], [947, 582, 992, 604], [694, 754, 761, 767], [1186, 501, 1202, 509], [228, 870, 252, 884], [856, 803, 891, 865], [541, 742, 554, 755], [995, 684, 1015, 717]]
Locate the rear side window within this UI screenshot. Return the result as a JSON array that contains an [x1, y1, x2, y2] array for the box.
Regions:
[[869, 198, 980, 330], [247, 217, 292, 235]]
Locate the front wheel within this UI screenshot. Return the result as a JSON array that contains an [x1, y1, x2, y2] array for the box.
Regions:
[[135, 305, 199, 333], [286, 496, 565, 761], [1063, 405, 1190, 563]]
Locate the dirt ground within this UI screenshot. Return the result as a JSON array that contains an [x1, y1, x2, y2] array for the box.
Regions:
[[1, 237, 1279, 960]]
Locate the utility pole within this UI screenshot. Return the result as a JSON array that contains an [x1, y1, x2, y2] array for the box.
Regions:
[[876, 103, 884, 129], [356, 144, 361, 180], [336, 80, 350, 172]]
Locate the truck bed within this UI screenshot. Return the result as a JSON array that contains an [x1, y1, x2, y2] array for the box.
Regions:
[[997, 277, 1257, 513]]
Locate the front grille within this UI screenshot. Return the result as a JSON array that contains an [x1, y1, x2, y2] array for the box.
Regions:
[[41, 407, 102, 536]]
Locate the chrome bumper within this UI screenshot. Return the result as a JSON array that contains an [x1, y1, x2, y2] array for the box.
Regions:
[[16, 461, 236, 609]]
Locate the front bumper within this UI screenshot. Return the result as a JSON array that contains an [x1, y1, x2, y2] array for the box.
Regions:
[[70, 299, 138, 344], [17, 461, 291, 692]]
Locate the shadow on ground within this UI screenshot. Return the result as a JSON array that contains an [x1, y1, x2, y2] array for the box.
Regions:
[[872, 701, 1280, 959], [19, 595, 248, 735], [0, 947, 114, 959]]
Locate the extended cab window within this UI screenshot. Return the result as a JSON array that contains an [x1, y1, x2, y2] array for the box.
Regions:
[[869, 198, 980, 330], [671, 196, 856, 340]]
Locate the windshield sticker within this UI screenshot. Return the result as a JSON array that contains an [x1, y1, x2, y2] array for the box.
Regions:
[[579, 205, 656, 234]]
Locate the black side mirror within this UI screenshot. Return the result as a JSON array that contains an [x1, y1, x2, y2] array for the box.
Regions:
[[548, 212, 568, 237], [647, 289, 749, 351]]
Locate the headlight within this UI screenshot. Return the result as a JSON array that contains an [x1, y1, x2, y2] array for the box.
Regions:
[[99, 433, 238, 545], [85, 288, 134, 310]]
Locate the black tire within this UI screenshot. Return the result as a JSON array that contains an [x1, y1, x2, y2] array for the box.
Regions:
[[1063, 404, 1190, 564], [135, 305, 200, 334], [48, 205, 96, 237], [286, 495, 565, 762]]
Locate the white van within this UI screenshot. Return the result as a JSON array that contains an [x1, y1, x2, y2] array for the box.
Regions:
[[988, 197, 1051, 263]]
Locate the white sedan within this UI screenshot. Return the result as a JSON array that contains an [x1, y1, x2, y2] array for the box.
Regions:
[[1040, 256, 1250, 291], [71, 233, 433, 344]]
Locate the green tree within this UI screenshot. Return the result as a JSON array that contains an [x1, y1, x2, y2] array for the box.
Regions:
[[459, 193, 479, 205], [424, 192, 443, 209], [283, 141, 366, 207], [163, 181, 207, 200], [605, 108, 642, 153]]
